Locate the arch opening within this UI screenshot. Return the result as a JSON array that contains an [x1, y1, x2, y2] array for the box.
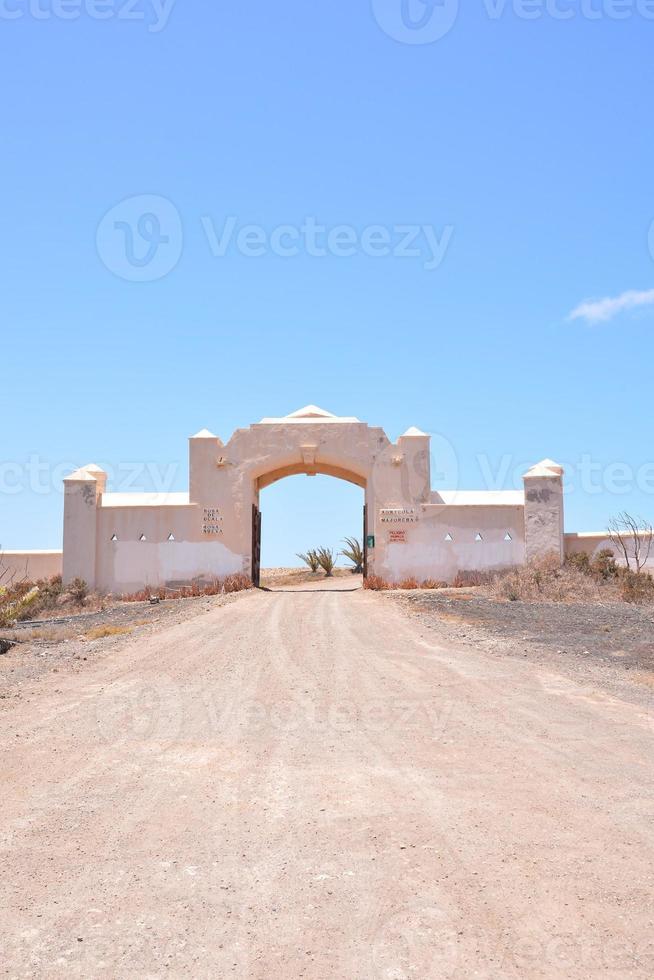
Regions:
[[254, 472, 367, 589]]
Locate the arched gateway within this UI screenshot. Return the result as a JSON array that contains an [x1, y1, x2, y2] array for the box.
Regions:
[[57, 405, 566, 592]]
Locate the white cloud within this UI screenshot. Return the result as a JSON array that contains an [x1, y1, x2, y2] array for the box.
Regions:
[[567, 288, 654, 325]]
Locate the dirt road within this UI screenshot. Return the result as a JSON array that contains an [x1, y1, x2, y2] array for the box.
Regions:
[[2, 583, 653, 978]]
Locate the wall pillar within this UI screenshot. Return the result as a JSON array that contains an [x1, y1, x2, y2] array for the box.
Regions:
[[62, 466, 105, 587], [523, 459, 565, 563]]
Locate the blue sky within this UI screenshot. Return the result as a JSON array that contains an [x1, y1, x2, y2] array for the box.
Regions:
[[2, 1, 654, 565]]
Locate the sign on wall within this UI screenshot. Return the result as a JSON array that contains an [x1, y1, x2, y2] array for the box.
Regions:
[[202, 507, 224, 535], [380, 507, 418, 524], [389, 529, 407, 544]]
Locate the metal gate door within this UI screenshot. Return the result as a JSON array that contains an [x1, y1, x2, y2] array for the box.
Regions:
[[251, 503, 262, 587]]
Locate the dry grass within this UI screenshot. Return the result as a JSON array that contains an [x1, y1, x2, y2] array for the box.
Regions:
[[86, 624, 134, 640], [16, 627, 78, 643]]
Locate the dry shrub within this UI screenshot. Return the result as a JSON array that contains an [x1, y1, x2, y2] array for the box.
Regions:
[[475, 551, 654, 605], [122, 574, 252, 603], [69, 577, 89, 604], [620, 570, 654, 604], [365, 576, 444, 591], [0, 573, 92, 623], [452, 569, 495, 588], [486, 554, 610, 603], [223, 573, 253, 593]]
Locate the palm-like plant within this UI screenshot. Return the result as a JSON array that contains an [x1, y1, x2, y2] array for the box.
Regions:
[[0, 585, 40, 628], [341, 536, 364, 573], [297, 549, 320, 573], [316, 547, 336, 577]]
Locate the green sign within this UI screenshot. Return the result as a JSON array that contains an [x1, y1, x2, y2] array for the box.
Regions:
[[366, 535, 375, 549]]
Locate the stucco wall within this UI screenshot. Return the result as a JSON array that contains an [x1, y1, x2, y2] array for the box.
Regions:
[[565, 532, 654, 573], [95, 502, 246, 593], [374, 505, 525, 582], [56, 409, 569, 592], [0, 551, 63, 584]]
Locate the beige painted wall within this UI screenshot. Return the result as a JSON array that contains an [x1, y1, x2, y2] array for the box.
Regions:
[[0, 551, 63, 584], [54, 407, 572, 592], [374, 504, 525, 582], [564, 532, 654, 572]]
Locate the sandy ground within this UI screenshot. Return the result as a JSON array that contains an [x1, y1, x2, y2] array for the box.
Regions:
[[2, 581, 654, 978]]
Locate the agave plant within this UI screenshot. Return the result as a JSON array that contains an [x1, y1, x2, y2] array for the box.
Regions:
[[316, 547, 336, 577], [297, 549, 320, 573], [341, 536, 364, 574], [0, 585, 40, 628]]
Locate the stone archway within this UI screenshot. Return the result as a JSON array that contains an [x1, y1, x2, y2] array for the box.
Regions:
[[186, 404, 430, 585]]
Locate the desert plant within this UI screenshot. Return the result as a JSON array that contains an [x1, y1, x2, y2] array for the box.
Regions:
[[590, 549, 618, 581], [0, 586, 41, 628], [421, 578, 446, 590], [316, 547, 336, 577], [566, 552, 591, 573], [608, 512, 653, 573], [297, 550, 320, 573], [38, 574, 64, 603], [620, 569, 654, 604], [69, 577, 89, 604], [363, 575, 390, 591], [398, 577, 420, 590], [341, 537, 364, 574]]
